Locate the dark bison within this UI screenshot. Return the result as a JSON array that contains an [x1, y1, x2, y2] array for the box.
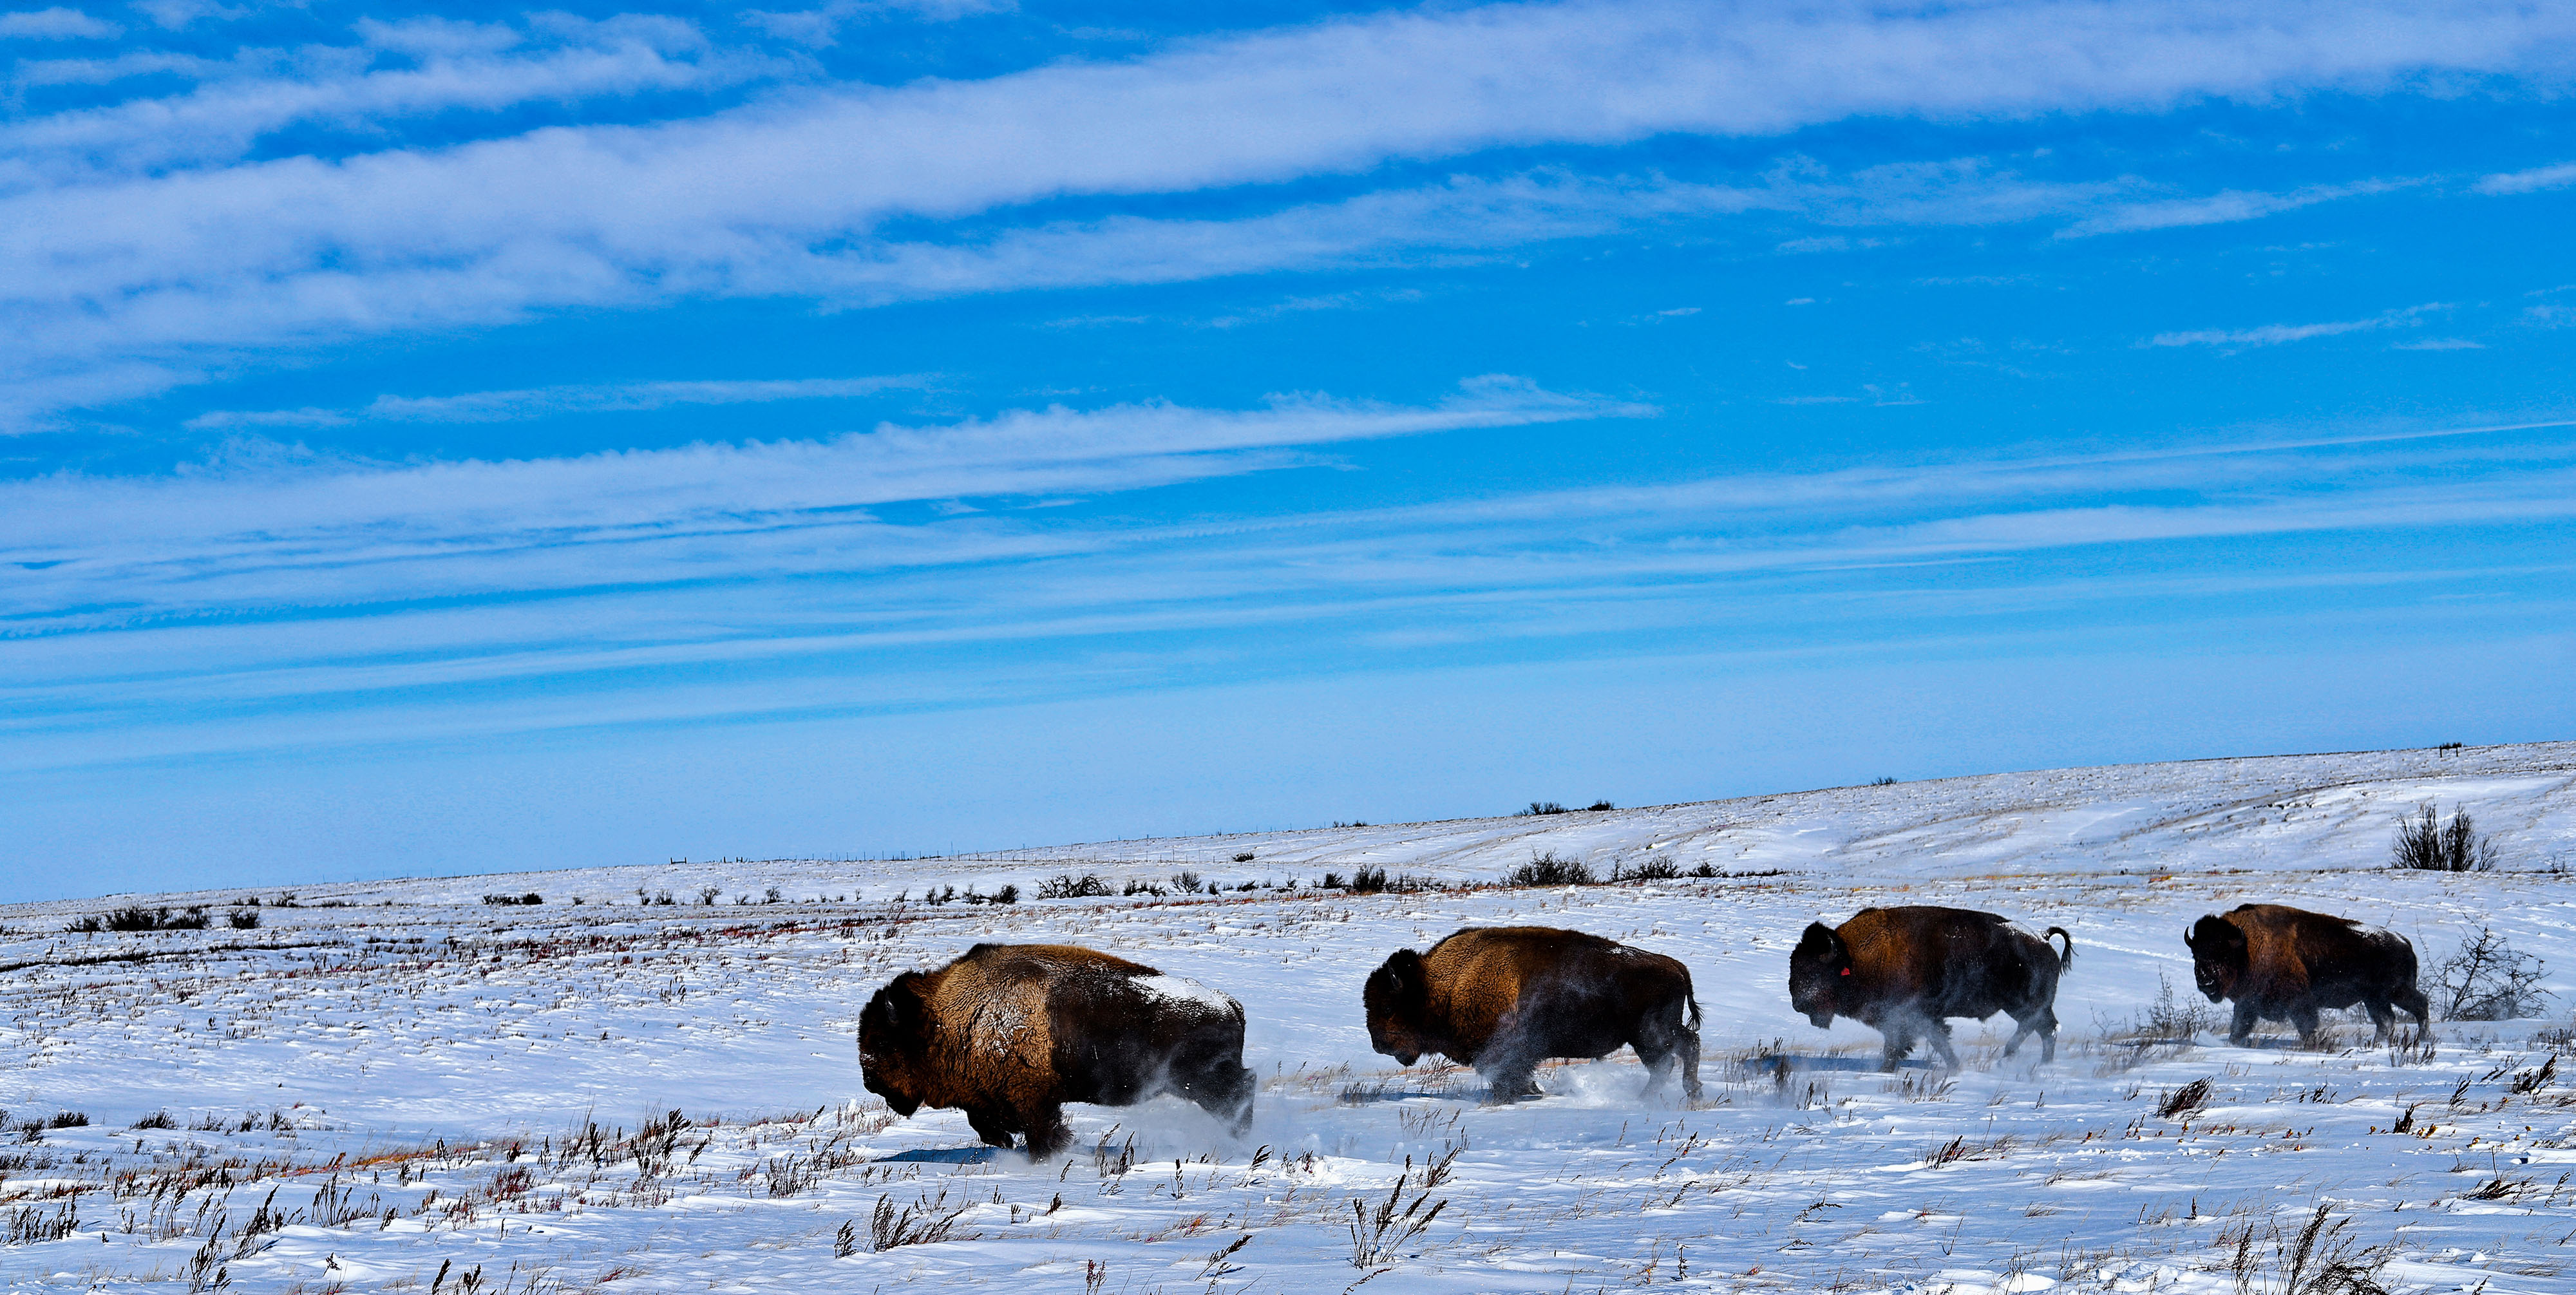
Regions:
[[2184, 904, 2430, 1046], [858, 943, 1255, 1158], [1789, 905, 2072, 1070], [1363, 926, 1701, 1102]]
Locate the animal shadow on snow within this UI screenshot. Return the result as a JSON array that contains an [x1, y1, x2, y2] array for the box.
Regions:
[[1336, 1087, 1471, 1104], [1745, 1052, 1929, 1079]]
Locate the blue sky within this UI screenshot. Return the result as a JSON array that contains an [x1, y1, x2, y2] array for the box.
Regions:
[[5, 0, 2575, 899]]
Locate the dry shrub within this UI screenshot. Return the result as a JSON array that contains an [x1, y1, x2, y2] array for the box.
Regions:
[[2156, 1078, 2213, 1119], [2391, 804, 2496, 871], [1037, 874, 1113, 900], [1503, 852, 1593, 887], [2437, 927, 2548, 1020]]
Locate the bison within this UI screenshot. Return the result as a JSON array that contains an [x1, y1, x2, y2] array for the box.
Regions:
[[858, 943, 1255, 1158], [1363, 926, 1701, 1102], [2183, 904, 2430, 1046], [1788, 905, 2072, 1070]]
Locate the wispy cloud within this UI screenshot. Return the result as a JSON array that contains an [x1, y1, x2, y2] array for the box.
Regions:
[[740, 0, 1012, 46], [2144, 303, 2450, 350], [4, 377, 1651, 624], [8, 410, 2573, 770], [2473, 160, 2576, 194], [0, 7, 118, 39], [8, 0, 2575, 424], [1, 14, 753, 180], [1206, 288, 1423, 330], [2060, 178, 2418, 237], [188, 375, 936, 429]]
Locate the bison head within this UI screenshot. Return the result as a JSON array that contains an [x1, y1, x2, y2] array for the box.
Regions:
[[2183, 915, 2248, 1003], [857, 972, 934, 1116], [1786, 922, 1850, 1027], [1362, 949, 1432, 1066]]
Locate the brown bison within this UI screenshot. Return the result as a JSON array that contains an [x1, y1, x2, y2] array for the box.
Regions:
[[2184, 904, 2430, 1046], [1363, 926, 1701, 1102], [1788, 905, 2072, 1070], [858, 943, 1255, 1158]]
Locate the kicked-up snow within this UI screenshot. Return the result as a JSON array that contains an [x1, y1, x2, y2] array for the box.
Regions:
[[0, 742, 2569, 1292]]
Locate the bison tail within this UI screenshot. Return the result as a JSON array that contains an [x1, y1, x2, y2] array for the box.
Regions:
[[2045, 927, 2074, 969], [1687, 990, 1703, 1034]]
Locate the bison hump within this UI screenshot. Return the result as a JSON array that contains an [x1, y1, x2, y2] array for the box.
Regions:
[[1126, 972, 1239, 1019]]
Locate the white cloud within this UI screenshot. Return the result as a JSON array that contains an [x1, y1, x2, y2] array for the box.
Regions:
[[3, 377, 1651, 623], [739, 0, 1013, 46], [2060, 177, 2417, 236], [186, 406, 353, 430], [2144, 303, 2450, 350], [0, 7, 118, 39], [189, 375, 935, 429], [2472, 160, 2576, 194], [0, 160, 2197, 429], [132, 0, 250, 28], [5, 0, 2573, 424], [0, 14, 750, 180], [9, 409, 2573, 768]]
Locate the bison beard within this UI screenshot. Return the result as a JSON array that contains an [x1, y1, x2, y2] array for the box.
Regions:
[[2184, 905, 2432, 1048], [1363, 927, 1703, 1103], [858, 944, 1255, 1158], [1788, 906, 2072, 1071]]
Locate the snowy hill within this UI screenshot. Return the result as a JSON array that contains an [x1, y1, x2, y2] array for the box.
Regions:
[[0, 741, 2570, 1294], [19, 740, 2568, 914]]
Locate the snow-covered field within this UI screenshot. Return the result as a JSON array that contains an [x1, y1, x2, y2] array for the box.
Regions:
[[3, 742, 2573, 1293]]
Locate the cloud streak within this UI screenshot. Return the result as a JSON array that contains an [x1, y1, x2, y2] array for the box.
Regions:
[[2144, 303, 2450, 350], [7, 398, 2571, 771], [2059, 177, 2419, 236], [1, 14, 755, 182], [7, 0, 2575, 423], [3, 376, 1649, 623], [188, 374, 937, 428], [2473, 160, 2576, 194], [0, 7, 118, 39]]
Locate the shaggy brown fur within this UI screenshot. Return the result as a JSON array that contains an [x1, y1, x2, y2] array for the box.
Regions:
[[2184, 903, 2430, 1046], [1363, 926, 1701, 1102], [1788, 905, 2072, 1070], [858, 943, 1254, 1158]]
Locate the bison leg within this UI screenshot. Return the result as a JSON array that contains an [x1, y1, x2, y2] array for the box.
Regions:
[[1479, 1064, 1541, 1104], [2393, 984, 2432, 1039], [2228, 1001, 2258, 1048], [1019, 1103, 1073, 1160], [963, 1106, 1018, 1151], [2289, 1003, 2324, 1048], [1634, 1040, 1678, 1095], [2003, 1020, 2031, 1058], [2361, 995, 2398, 1043], [1878, 1022, 1915, 1072], [1634, 1002, 1702, 1101], [1925, 1021, 1962, 1070], [1477, 1033, 1546, 1102], [2005, 1008, 2060, 1063]]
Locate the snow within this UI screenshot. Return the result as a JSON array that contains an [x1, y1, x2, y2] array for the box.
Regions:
[[0, 741, 2569, 1292], [1132, 973, 1239, 1018]]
